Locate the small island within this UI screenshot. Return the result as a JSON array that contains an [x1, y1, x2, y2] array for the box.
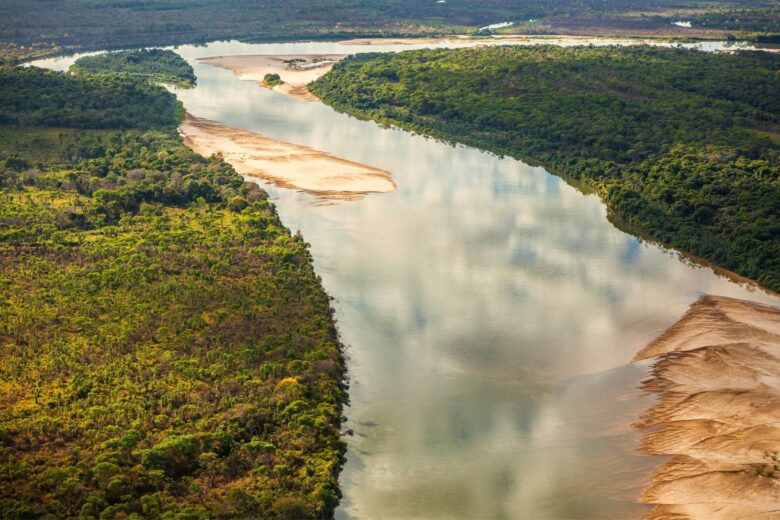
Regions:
[[263, 72, 284, 87], [71, 48, 196, 87]]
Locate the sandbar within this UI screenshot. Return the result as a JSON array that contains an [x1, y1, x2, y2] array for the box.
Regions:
[[179, 114, 395, 199], [198, 54, 346, 102], [179, 114, 395, 200], [634, 295, 780, 519]]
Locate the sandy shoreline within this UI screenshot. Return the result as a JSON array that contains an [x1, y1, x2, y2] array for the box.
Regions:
[[198, 54, 346, 102], [179, 114, 394, 199], [634, 295, 780, 519]]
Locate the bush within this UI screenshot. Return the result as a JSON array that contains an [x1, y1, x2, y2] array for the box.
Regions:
[[141, 435, 201, 478]]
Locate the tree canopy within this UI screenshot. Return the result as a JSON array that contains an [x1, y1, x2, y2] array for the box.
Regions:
[[72, 49, 197, 87], [0, 64, 346, 519]]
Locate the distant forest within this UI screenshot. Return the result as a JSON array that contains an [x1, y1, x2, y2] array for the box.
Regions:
[[1, 0, 778, 57], [311, 45, 780, 293]]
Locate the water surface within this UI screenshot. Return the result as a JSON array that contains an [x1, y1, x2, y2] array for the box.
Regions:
[[35, 38, 780, 519]]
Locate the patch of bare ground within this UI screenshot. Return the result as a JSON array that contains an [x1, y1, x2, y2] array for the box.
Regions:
[[198, 54, 346, 102], [634, 295, 780, 519]]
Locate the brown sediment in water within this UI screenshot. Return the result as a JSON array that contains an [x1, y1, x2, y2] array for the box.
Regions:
[[179, 113, 395, 200], [198, 54, 346, 102], [634, 295, 780, 519]]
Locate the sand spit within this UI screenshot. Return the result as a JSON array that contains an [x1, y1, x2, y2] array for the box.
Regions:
[[180, 114, 395, 200], [198, 54, 346, 101], [634, 295, 780, 519]]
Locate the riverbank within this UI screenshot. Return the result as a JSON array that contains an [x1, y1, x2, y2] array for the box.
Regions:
[[634, 295, 780, 518], [179, 113, 395, 199]]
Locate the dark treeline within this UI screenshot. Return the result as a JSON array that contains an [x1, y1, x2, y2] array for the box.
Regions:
[[1, 0, 777, 57], [0, 67, 182, 129], [311, 45, 780, 292], [72, 49, 197, 87], [0, 64, 346, 518]]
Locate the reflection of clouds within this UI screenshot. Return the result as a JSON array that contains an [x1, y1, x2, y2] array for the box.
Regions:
[[32, 41, 780, 519], [341, 364, 657, 519]]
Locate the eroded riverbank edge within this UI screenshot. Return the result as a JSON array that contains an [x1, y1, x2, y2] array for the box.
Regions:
[[634, 295, 780, 518]]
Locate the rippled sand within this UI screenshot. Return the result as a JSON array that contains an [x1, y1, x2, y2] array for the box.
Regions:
[[179, 114, 395, 199], [634, 295, 780, 519], [198, 54, 346, 101]]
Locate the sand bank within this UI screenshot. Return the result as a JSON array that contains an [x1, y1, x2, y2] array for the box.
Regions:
[[634, 295, 780, 519], [337, 35, 659, 46], [198, 54, 346, 101], [336, 37, 457, 45], [180, 114, 394, 199]]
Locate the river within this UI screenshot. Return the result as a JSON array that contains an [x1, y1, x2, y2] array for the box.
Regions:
[[33, 38, 780, 519]]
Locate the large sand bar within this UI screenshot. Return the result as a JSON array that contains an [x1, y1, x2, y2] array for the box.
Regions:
[[180, 114, 395, 198], [634, 295, 780, 519], [198, 54, 346, 101]]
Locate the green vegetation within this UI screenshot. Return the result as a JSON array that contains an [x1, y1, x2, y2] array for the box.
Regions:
[[0, 65, 346, 518], [72, 49, 196, 87], [0, 0, 777, 57], [311, 45, 780, 292], [691, 6, 780, 34], [0, 67, 182, 129], [263, 73, 284, 87]]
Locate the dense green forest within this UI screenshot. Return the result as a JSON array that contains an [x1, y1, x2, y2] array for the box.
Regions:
[[695, 6, 780, 33], [311, 46, 780, 292], [1, 0, 777, 58], [0, 67, 182, 129], [0, 64, 346, 519], [72, 49, 196, 87]]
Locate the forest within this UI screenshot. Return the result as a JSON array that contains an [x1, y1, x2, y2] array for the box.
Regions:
[[1, 0, 778, 58], [0, 62, 346, 519], [0, 67, 182, 129], [310, 45, 780, 293], [72, 49, 196, 87]]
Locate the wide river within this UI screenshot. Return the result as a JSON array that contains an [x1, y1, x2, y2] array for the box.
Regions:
[[35, 38, 780, 519]]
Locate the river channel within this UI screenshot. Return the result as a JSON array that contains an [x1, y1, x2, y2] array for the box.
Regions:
[[34, 37, 780, 518]]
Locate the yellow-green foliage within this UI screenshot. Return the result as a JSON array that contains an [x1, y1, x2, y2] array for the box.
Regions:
[[0, 67, 345, 519]]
